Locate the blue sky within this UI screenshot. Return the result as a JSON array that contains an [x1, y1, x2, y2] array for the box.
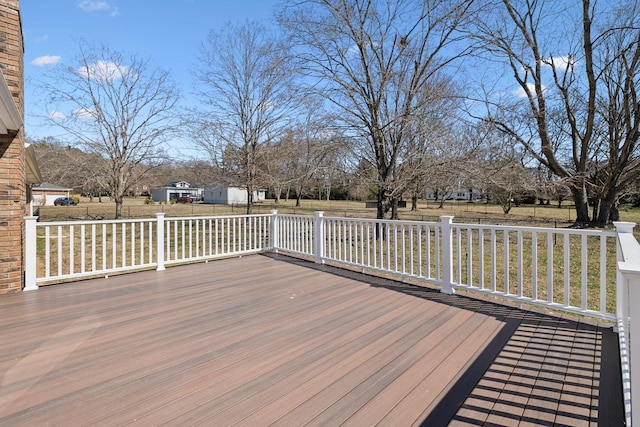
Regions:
[[22, 0, 282, 141]]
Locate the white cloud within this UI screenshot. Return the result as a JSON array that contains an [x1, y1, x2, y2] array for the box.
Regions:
[[72, 107, 96, 119], [513, 82, 548, 98], [48, 111, 65, 120], [77, 1, 119, 17], [77, 60, 128, 81], [31, 55, 61, 67], [35, 34, 48, 43], [541, 55, 577, 71]]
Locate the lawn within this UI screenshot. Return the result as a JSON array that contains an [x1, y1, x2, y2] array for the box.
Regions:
[[36, 197, 640, 231]]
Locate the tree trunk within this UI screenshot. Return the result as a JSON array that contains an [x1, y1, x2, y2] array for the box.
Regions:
[[569, 184, 590, 225], [296, 194, 302, 207], [411, 194, 418, 211], [390, 199, 398, 220], [114, 197, 123, 219], [376, 188, 387, 220], [593, 188, 618, 226], [246, 188, 254, 215]]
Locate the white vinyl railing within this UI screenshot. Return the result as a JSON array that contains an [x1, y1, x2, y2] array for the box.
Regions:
[[23, 210, 638, 424], [25, 212, 272, 286], [306, 214, 618, 320], [615, 222, 640, 427]]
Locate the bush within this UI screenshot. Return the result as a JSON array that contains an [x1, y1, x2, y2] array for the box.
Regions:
[[144, 198, 155, 205], [71, 196, 80, 204]]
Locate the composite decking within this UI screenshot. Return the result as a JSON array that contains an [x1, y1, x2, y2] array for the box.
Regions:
[[0, 254, 623, 426]]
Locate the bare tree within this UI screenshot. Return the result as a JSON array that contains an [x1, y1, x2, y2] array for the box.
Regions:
[[40, 42, 179, 218], [279, 0, 474, 219], [192, 21, 297, 214], [472, 0, 640, 225]]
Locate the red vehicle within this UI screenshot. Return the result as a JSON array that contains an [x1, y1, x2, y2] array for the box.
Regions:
[[176, 196, 194, 203]]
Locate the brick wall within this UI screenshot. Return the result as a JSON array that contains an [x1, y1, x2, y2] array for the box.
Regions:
[[0, 0, 25, 293]]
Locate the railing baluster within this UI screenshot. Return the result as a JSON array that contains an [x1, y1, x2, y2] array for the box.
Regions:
[[111, 223, 117, 270], [131, 222, 135, 266], [409, 225, 414, 276], [69, 225, 74, 275], [456, 227, 462, 284], [101, 223, 106, 272], [547, 231, 553, 303], [478, 228, 484, 289], [81, 224, 86, 274], [435, 226, 440, 281], [490, 229, 496, 292], [581, 234, 588, 309], [531, 231, 537, 300], [45, 226, 50, 278], [57, 226, 63, 277], [564, 233, 570, 307], [600, 235, 607, 313], [517, 230, 523, 297], [467, 227, 473, 287]]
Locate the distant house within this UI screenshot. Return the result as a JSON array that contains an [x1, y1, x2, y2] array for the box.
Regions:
[[203, 186, 266, 205], [425, 187, 484, 202], [151, 181, 203, 202], [31, 182, 72, 206]]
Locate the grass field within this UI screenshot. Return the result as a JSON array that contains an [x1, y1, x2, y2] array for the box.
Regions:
[[36, 196, 640, 230]]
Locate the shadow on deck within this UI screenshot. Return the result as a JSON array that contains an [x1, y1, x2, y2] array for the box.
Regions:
[[266, 254, 625, 427]]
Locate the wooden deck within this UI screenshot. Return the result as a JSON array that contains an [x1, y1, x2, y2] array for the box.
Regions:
[[0, 254, 623, 426]]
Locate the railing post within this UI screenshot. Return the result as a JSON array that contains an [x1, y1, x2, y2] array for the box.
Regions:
[[270, 210, 279, 253], [314, 211, 325, 264], [441, 216, 455, 294], [156, 213, 165, 271], [615, 221, 639, 426], [24, 216, 38, 291]]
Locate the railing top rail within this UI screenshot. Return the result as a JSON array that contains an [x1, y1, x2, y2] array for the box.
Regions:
[[618, 233, 640, 263], [322, 215, 441, 227], [163, 213, 273, 221], [319, 215, 617, 236], [35, 217, 157, 227], [33, 213, 275, 227], [452, 222, 618, 237]]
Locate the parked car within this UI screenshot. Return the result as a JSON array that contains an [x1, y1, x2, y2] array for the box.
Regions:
[[176, 196, 194, 203], [54, 197, 77, 206]]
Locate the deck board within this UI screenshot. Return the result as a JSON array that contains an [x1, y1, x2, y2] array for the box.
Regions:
[[0, 254, 624, 426]]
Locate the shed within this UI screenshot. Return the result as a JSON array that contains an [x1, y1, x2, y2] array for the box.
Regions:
[[203, 186, 266, 205]]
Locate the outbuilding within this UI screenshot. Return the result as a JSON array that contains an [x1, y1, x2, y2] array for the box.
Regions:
[[203, 186, 266, 205]]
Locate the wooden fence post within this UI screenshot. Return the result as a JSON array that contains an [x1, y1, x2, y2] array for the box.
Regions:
[[441, 215, 455, 294]]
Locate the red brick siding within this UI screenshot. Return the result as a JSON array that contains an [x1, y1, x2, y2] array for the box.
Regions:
[[0, 0, 25, 293]]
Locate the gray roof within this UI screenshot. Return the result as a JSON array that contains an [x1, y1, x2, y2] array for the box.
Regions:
[[32, 182, 72, 191]]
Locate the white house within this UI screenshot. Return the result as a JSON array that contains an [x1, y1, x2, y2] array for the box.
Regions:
[[425, 187, 484, 202], [203, 186, 266, 205], [31, 182, 72, 206], [151, 181, 203, 202]]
